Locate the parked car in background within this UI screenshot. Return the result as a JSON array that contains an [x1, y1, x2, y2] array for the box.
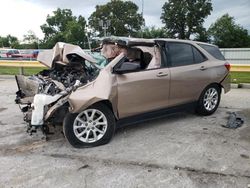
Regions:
[[32, 50, 40, 58], [15, 37, 230, 148], [0, 49, 19, 58], [11, 50, 39, 59]]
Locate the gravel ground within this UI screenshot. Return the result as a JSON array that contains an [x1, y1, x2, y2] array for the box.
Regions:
[[0, 78, 250, 188]]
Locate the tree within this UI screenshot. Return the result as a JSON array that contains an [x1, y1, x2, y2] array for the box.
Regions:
[[88, 0, 144, 37], [194, 27, 210, 42], [161, 0, 212, 39], [23, 30, 39, 49], [64, 16, 87, 47], [0, 35, 20, 48], [40, 8, 88, 48], [208, 14, 250, 48], [136, 27, 169, 38]]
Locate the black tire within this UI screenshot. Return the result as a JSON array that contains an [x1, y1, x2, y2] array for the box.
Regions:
[[63, 103, 116, 148], [196, 84, 221, 116]]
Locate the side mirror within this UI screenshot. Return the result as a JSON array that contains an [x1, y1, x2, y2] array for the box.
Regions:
[[113, 62, 141, 74]]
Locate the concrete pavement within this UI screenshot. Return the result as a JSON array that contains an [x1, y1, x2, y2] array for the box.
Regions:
[[0, 79, 250, 188]]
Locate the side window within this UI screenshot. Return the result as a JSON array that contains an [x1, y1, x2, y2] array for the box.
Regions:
[[192, 46, 207, 63], [198, 44, 225, 60], [167, 43, 194, 67]]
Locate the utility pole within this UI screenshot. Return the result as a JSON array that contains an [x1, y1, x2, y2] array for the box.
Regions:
[[99, 19, 111, 37], [85, 24, 92, 49], [141, 0, 144, 37]]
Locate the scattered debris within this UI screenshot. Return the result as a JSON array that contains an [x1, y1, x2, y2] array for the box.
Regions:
[[240, 154, 249, 159], [77, 164, 89, 171], [222, 112, 244, 129], [0, 107, 7, 112]]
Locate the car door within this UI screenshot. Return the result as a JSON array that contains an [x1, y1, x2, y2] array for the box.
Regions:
[[116, 58, 170, 119], [166, 42, 213, 106]]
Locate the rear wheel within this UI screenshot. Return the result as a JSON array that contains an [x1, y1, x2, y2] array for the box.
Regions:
[[63, 103, 116, 148], [196, 84, 221, 116]]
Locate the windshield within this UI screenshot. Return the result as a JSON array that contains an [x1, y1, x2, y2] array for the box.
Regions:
[[87, 52, 108, 68]]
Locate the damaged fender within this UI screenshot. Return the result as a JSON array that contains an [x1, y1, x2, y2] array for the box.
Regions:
[[68, 54, 125, 118]]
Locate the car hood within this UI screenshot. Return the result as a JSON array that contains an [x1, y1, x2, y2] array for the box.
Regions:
[[37, 42, 97, 68]]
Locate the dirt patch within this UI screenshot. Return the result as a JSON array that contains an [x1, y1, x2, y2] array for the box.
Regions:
[[0, 107, 7, 112], [239, 126, 250, 143], [241, 109, 250, 122], [238, 109, 250, 142], [0, 121, 7, 125], [0, 140, 46, 156]]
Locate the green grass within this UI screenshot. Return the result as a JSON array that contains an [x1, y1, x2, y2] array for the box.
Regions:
[[230, 72, 250, 84], [0, 67, 250, 83], [0, 67, 46, 76]]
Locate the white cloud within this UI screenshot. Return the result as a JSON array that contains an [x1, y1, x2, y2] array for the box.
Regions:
[[0, 0, 53, 40]]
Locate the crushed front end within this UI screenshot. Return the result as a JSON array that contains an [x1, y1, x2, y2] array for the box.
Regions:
[[15, 42, 99, 138]]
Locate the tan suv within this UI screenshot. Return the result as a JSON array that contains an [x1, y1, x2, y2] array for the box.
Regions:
[[15, 38, 230, 148]]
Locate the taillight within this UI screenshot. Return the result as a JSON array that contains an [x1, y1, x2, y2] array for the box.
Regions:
[[224, 62, 231, 71]]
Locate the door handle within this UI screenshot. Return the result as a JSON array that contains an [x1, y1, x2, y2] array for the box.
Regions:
[[200, 66, 207, 71], [157, 72, 168, 77]]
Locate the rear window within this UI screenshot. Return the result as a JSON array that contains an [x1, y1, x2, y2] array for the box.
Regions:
[[198, 44, 225, 60], [167, 42, 206, 67]]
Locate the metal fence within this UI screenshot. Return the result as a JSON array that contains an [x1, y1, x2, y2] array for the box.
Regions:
[[0, 48, 250, 73], [220, 48, 250, 65]]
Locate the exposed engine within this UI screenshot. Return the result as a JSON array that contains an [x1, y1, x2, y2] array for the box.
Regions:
[[28, 54, 99, 96], [15, 54, 99, 137]]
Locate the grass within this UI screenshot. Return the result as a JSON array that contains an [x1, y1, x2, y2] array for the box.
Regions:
[[230, 72, 250, 84], [0, 67, 250, 83], [0, 67, 46, 76]]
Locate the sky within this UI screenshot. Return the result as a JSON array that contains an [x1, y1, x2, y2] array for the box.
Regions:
[[0, 0, 249, 40]]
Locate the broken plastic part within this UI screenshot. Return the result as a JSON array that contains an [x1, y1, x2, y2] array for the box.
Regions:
[[222, 112, 244, 129], [31, 94, 62, 125]]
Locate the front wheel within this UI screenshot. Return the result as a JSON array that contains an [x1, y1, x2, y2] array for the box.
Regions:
[[63, 103, 116, 148], [196, 84, 221, 116]]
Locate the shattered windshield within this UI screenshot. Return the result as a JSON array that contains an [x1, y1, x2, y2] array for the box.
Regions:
[[86, 51, 109, 68]]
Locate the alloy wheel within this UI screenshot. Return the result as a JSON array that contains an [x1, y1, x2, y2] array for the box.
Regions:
[[203, 88, 219, 111], [73, 109, 108, 143]]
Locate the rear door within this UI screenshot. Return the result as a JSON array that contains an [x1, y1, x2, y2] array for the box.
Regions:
[[166, 42, 213, 106]]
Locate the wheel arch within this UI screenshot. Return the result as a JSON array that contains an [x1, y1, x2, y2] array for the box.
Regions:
[[200, 82, 222, 97], [92, 100, 118, 120], [69, 99, 118, 120]]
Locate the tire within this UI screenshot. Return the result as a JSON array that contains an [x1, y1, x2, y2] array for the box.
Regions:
[[63, 103, 116, 148], [196, 84, 221, 116]]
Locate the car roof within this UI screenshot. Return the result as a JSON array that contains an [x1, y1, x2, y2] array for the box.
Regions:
[[102, 36, 155, 47], [102, 36, 217, 48]]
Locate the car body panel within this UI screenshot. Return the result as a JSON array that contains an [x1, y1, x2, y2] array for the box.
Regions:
[[116, 67, 170, 118], [37, 42, 96, 68], [220, 73, 231, 93]]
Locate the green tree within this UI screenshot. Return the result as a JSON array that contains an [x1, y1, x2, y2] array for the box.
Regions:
[[88, 0, 144, 37], [40, 8, 87, 48], [208, 14, 250, 48], [194, 27, 210, 42], [161, 0, 212, 39], [22, 30, 39, 49], [0, 35, 20, 48], [137, 27, 169, 38], [64, 16, 87, 47]]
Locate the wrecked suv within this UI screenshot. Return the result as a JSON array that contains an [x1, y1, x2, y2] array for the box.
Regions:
[[15, 37, 230, 148]]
